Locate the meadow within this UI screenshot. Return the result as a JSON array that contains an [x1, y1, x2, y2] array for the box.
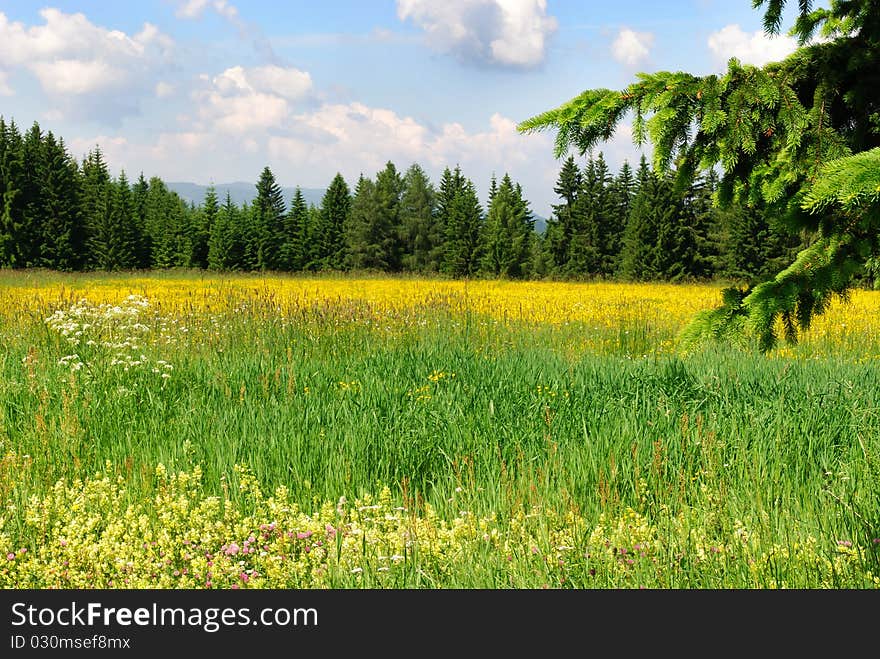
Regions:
[[1, 270, 878, 589]]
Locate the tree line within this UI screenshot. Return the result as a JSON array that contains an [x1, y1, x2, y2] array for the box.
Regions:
[[0, 117, 802, 283]]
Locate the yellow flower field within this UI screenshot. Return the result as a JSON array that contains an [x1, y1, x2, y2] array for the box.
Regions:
[[2, 271, 879, 356]]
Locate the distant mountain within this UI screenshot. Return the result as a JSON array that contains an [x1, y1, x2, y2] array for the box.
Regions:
[[532, 215, 547, 234], [168, 180, 550, 233], [167, 181, 326, 209]]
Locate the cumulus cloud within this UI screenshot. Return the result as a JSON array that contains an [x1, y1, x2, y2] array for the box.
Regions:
[[707, 24, 798, 68], [0, 9, 174, 122], [195, 65, 313, 133], [611, 28, 654, 67], [175, 0, 237, 20], [71, 98, 645, 218], [265, 103, 565, 212], [396, 0, 557, 69]]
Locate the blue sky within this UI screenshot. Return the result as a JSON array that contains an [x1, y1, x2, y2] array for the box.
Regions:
[[0, 1, 804, 216]]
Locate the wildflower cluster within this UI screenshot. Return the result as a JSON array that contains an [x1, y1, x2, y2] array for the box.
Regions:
[[0, 464, 876, 589], [43, 295, 174, 380]]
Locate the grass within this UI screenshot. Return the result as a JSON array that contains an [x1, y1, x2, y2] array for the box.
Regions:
[[0, 271, 878, 588]]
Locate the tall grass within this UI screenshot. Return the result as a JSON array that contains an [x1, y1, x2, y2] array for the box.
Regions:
[[0, 272, 878, 588]]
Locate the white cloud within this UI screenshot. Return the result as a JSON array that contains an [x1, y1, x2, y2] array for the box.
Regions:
[[195, 65, 313, 133], [176, 1, 240, 23], [175, 0, 211, 19], [31, 59, 126, 95], [0, 9, 173, 122], [707, 24, 798, 68], [69, 102, 644, 218], [396, 0, 557, 68], [68, 134, 130, 163], [0, 71, 12, 96], [266, 103, 564, 212], [611, 28, 654, 67], [241, 65, 312, 100]]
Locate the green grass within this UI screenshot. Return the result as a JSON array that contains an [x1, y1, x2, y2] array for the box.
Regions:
[[1, 283, 878, 588]]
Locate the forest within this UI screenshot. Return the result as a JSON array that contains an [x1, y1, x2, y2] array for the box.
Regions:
[[0, 117, 803, 283]]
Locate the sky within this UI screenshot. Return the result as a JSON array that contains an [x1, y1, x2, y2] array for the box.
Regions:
[[0, 0, 805, 217]]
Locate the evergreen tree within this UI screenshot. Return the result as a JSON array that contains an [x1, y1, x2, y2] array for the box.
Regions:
[[0, 117, 16, 266], [653, 174, 697, 282], [171, 196, 194, 268], [253, 166, 287, 271], [441, 174, 484, 277], [513, 181, 536, 278], [145, 177, 185, 269], [399, 163, 437, 272], [131, 173, 151, 269], [18, 123, 44, 267], [345, 163, 402, 271], [304, 205, 322, 270], [238, 202, 258, 271], [566, 154, 601, 276], [90, 171, 138, 270], [282, 187, 308, 271], [609, 160, 637, 275], [345, 174, 378, 270], [313, 173, 351, 270], [80, 147, 113, 270], [718, 199, 800, 282], [373, 161, 403, 271], [432, 166, 461, 272], [190, 185, 218, 269], [37, 132, 85, 270], [681, 170, 722, 280], [208, 191, 245, 270], [591, 152, 622, 276], [619, 168, 663, 281], [480, 173, 534, 278], [519, 0, 880, 349], [545, 155, 581, 274]]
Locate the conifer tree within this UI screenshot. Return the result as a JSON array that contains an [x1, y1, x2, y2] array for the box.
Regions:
[[190, 185, 218, 269], [480, 173, 534, 278], [441, 174, 484, 277], [545, 155, 581, 274], [37, 133, 85, 270], [399, 163, 437, 272], [566, 154, 601, 276], [131, 173, 151, 269], [305, 205, 322, 270], [90, 171, 138, 270], [373, 161, 404, 271], [80, 147, 113, 270], [608, 159, 637, 275], [519, 0, 880, 349], [145, 177, 180, 269], [591, 152, 622, 277], [208, 191, 245, 270], [283, 187, 308, 271], [619, 168, 663, 281], [313, 173, 351, 271], [0, 117, 17, 266], [345, 174, 379, 270], [18, 123, 44, 267], [253, 166, 287, 271], [433, 166, 461, 271]]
